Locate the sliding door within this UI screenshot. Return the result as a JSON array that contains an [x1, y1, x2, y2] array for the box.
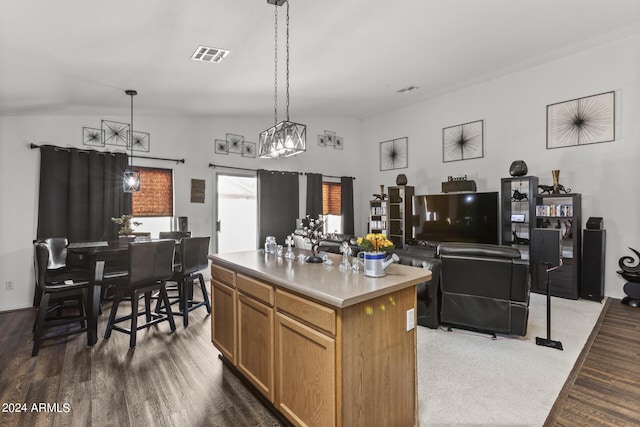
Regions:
[[215, 172, 257, 253]]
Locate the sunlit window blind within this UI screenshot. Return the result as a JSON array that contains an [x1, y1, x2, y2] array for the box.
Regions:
[[322, 182, 341, 216], [132, 167, 174, 217]]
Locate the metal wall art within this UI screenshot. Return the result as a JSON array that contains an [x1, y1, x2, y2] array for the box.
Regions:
[[83, 120, 150, 152], [102, 120, 130, 147], [130, 130, 150, 152], [379, 137, 408, 171], [214, 133, 256, 158], [82, 127, 105, 147], [442, 120, 484, 163], [546, 91, 615, 149], [318, 130, 344, 150]]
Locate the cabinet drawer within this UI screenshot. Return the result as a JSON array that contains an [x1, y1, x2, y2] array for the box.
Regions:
[[276, 289, 336, 336], [237, 274, 274, 306], [212, 263, 236, 287]]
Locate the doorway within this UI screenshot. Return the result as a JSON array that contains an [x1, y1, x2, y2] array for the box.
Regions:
[[215, 173, 258, 254]]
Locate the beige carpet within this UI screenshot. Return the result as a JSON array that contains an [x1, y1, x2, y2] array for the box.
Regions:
[[417, 292, 605, 426]]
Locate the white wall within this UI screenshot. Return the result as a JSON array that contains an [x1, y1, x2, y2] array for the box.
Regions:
[[361, 34, 640, 299], [0, 114, 362, 311], [2, 34, 638, 310]]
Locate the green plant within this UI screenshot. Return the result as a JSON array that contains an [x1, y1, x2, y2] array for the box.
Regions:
[[111, 215, 142, 236]]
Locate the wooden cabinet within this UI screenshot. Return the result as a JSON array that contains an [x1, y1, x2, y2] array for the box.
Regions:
[[275, 311, 335, 426], [500, 176, 538, 259], [532, 193, 582, 299], [237, 274, 275, 402], [275, 289, 336, 426], [387, 185, 414, 248], [211, 264, 237, 364], [210, 259, 418, 427]]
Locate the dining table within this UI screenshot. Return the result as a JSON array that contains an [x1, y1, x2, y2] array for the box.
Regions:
[[67, 241, 129, 346]]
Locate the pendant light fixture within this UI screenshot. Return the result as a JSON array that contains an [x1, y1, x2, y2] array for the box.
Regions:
[[123, 89, 141, 193], [259, 0, 306, 159]]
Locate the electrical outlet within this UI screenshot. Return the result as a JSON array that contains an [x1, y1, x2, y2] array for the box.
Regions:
[[5, 281, 14, 291], [406, 308, 415, 331]]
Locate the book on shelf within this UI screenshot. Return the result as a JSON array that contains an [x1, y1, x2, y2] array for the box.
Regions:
[[535, 203, 573, 217], [370, 206, 387, 216]]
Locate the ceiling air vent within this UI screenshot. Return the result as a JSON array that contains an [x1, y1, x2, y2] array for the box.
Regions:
[[191, 46, 230, 63]]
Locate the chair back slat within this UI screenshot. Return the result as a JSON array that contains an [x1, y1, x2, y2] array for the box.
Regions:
[[128, 240, 175, 286], [180, 237, 210, 275]]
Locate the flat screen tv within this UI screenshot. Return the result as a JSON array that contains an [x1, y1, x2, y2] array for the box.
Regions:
[[412, 192, 499, 245]]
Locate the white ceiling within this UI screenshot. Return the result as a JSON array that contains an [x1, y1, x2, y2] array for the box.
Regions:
[[1, 0, 639, 119]]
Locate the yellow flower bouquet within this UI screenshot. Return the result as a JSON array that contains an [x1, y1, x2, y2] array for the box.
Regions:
[[357, 233, 395, 252]]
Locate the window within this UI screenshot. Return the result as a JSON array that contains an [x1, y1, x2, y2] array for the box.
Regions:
[[132, 167, 174, 217], [322, 181, 342, 233]]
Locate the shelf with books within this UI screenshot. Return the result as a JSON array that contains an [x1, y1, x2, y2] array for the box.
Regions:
[[369, 199, 387, 234], [386, 185, 414, 248], [532, 192, 582, 299]]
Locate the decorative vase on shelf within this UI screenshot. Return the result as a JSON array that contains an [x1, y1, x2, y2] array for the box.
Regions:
[[509, 160, 528, 177], [396, 173, 408, 186], [552, 170, 560, 194]]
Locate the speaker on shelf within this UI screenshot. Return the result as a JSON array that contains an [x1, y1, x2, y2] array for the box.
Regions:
[[586, 217, 603, 230], [530, 228, 562, 267], [582, 228, 606, 302]]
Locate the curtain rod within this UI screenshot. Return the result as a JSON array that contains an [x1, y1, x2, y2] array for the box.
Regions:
[[30, 143, 185, 164], [209, 163, 355, 180]]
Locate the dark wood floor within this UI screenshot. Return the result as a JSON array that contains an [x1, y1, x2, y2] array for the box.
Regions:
[[0, 287, 282, 427], [545, 297, 640, 426], [2, 293, 638, 427]]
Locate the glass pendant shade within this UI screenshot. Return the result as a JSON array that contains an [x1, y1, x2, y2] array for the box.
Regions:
[[123, 170, 140, 193], [259, 120, 306, 159]]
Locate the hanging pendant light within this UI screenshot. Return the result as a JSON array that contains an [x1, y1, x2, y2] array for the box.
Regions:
[[259, 0, 306, 159], [123, 89, 141, 192]]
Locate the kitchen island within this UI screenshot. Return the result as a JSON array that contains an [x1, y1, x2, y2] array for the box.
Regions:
[[209, 249, 431, 427]]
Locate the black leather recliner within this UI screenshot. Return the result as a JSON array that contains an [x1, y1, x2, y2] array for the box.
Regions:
[[391, 250, 442, 329], [437, 242, 530, 336]]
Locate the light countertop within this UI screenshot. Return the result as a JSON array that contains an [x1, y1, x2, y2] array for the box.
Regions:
[[209, 249, 431, 308]]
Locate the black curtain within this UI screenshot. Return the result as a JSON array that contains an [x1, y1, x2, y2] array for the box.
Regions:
[[258, 169, 299, 248], [37, 145, 130, 242], [305, 173, 323, 219], [341, 176, 355, 235]]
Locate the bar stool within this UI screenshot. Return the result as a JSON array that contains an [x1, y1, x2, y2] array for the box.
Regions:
[[103, 240, 177, 348], [32, 242, 90, 356], [164, 236, 211, 327]]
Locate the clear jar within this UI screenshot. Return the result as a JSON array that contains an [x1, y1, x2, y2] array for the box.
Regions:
[[265, 236, 277, 254]]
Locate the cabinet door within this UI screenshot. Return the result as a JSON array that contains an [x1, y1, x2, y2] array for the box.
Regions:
[[211, 279, 237, 364], [237, 293, 274, 402], [275, 312, 335, 427]]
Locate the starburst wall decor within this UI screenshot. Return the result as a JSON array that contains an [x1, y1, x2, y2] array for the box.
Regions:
[[214, 133, 256, 158], [546, 91, 615, 149], [380, 137, 408, 171], [442, 120, 483, 163]]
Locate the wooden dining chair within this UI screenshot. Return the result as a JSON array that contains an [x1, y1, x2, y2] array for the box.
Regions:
[[103, 240, 177, 348], [32, 242, 90, 356]]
